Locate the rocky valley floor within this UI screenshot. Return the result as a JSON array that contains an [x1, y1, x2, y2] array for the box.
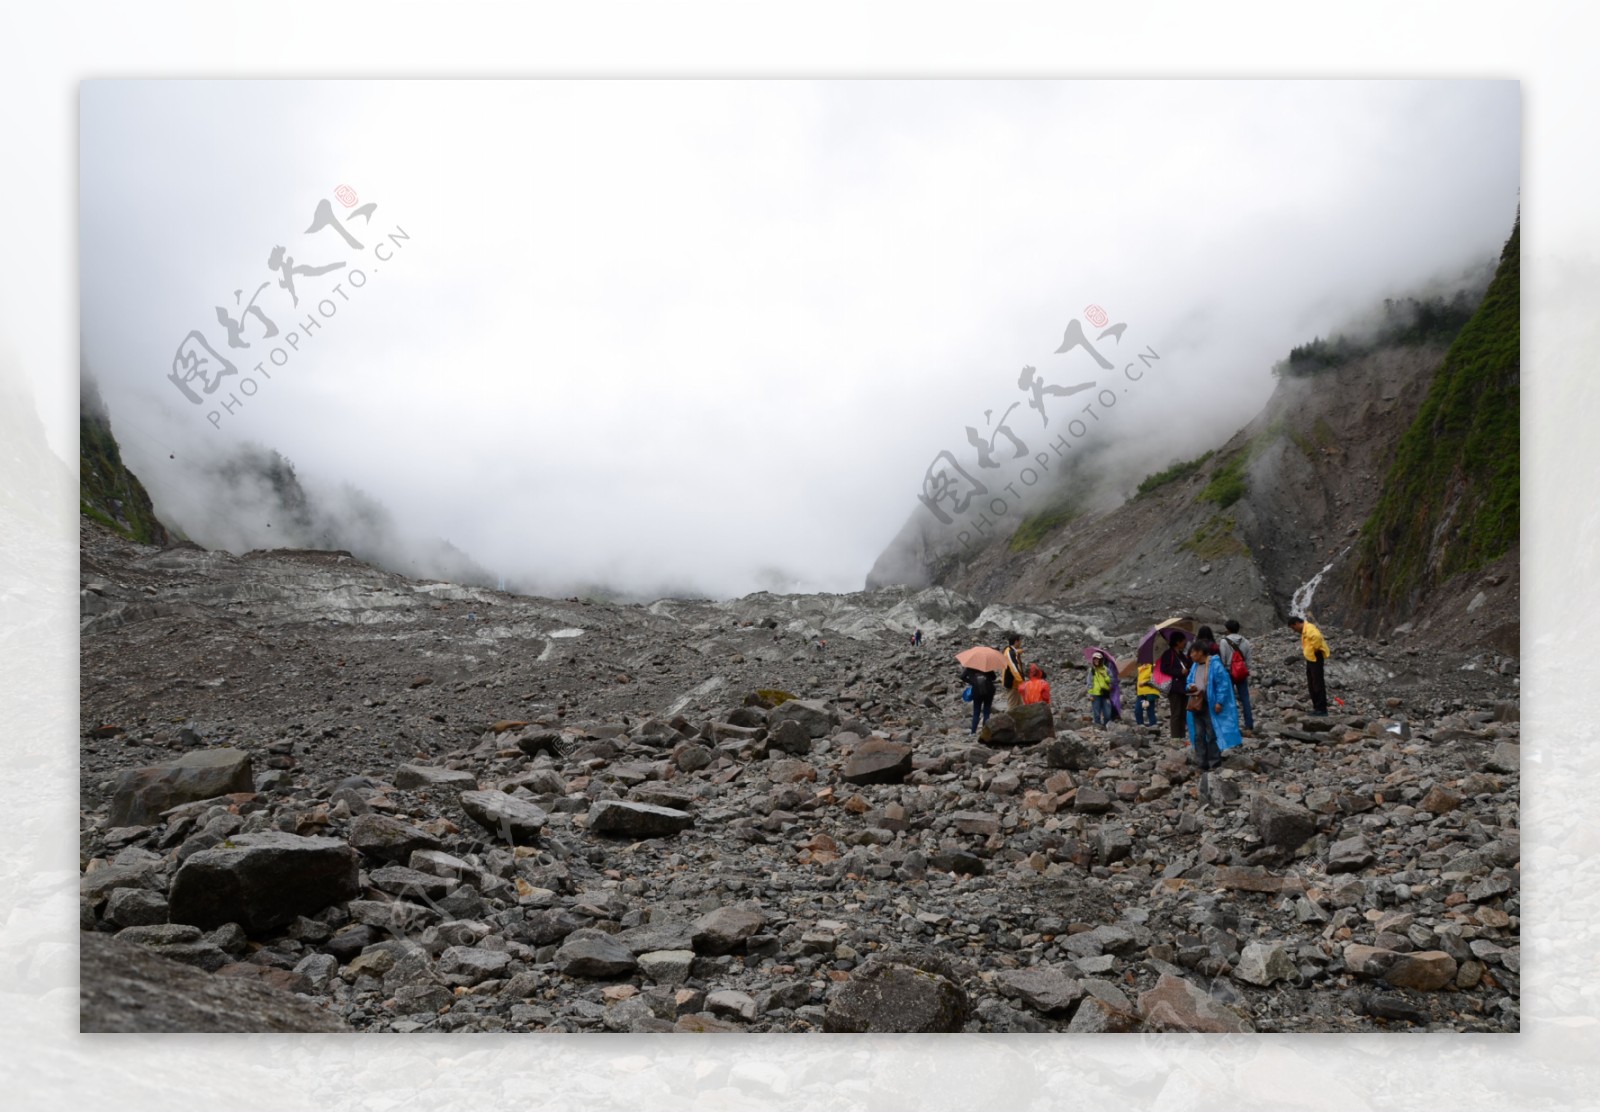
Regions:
[[78, 522, 1521, 1034]]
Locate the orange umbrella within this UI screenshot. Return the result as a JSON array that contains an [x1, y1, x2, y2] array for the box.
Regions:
[[955, 646, 1007, 673]]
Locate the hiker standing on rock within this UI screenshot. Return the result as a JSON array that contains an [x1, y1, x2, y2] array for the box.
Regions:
[[1002, 633, 1026, 713], [1290, 617, 1331, 715], [1219, 618, 1255, 734], [1160, 630, 1190, 739]]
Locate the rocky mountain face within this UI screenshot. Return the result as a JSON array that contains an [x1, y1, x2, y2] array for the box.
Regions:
[[867, 232, 1519, 655], [80, 520, 1521, 1034], [80, 369, 168, 547], [1330, 221, 1520, 647]]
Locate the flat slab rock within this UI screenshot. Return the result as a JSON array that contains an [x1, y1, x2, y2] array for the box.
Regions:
[[80, 931, 351, 1032], [394, 765, 478, 791], [587, 800, 694, 837], [460, 790, 548, 844]]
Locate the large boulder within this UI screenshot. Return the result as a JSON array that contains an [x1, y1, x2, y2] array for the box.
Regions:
[[1001, 704, 1056, 743], [167, 833, 360, 935], [1250, 793, 1318, 850], [978, 713, 1019, 746], [80, 932, 351, 1032], [459, 790, 547, 844], [767, 699, 836, 739], [766, 719, 815, 756], [587, 800, 694, 838], [823, 957, 970, 1033], [842, 739, 913, 785], [108, 749, 254, 826]]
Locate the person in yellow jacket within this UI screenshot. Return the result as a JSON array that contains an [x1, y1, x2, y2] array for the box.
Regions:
[[1289, 617, 1331, 715], [1134, 662, 1160, 728]]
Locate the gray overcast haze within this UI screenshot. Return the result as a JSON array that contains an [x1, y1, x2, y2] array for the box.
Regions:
[[78, 80, 1520, 599]]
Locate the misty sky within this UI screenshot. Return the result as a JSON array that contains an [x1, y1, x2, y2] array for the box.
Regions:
[[78, 80, 1519, 599]]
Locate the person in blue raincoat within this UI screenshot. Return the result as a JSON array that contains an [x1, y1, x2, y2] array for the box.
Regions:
[[1186, 638, 1243, 770]]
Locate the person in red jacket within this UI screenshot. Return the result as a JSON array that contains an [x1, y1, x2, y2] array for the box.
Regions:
[[1019, 664, 1051, 705]]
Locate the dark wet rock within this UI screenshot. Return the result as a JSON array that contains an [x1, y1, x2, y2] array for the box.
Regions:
[[1041, 733, 1091, 770], [1250, 792, 1318, 850], [842, 739, 913, 785], [556, 931, 638, 979], [768, 699, 836, 738], [108, 749, 255, 826], [168, 832, 359, 934], [105, 888, 169, 927], [587, 800, 694, 838], [823, 956, 970, 1033], [763, 719, 810, 757]]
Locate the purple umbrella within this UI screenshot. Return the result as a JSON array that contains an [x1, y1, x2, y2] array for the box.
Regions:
[[1084, 646, 1123, 719]]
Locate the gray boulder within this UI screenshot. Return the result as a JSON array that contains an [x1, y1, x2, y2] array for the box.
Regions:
[[168, 832, 360, 934], [108, 749, 254, 826], [823, 957, 970, 1033], [556, 931, 638, 979], [768, 699, 836, 739], [842, 739, 913, 785], [1251, 793, 1318, 850], [460, 790, 548, 844]]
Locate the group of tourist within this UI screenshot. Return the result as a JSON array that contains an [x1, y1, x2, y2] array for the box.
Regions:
[[956, 616, 1335, 773]]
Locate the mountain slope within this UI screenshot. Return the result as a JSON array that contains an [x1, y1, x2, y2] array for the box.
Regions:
[[1332, 219, 1520, 635], [865, 246, 1516, 648], [80, 367, 170, 546]]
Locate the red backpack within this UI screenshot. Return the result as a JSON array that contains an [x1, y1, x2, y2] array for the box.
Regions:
[[1227, 637, 1250, 680]]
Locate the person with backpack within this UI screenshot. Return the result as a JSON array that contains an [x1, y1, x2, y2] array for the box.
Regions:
[[1001, 633, 1026, 713], [963, 666, 998, 734], [1219, 618, 1255, 733]]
